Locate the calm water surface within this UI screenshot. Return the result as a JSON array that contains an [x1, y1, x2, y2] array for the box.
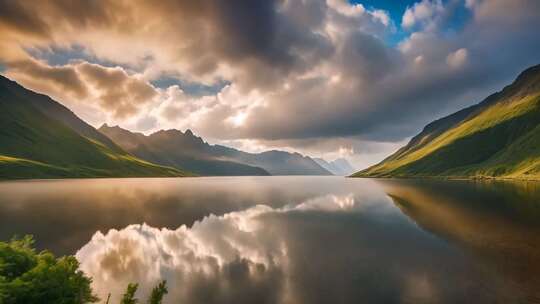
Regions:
[[0, 176, 539, 303]]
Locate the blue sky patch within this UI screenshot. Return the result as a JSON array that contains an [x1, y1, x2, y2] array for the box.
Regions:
[[351, 0, 417, 25], [151, 76, 230, 97], [25, 44, 135, 71]]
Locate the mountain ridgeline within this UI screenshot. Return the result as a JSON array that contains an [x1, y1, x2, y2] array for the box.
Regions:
[[353, 64, 540, 180], [99, 125, 332, 176], [0, 75, 333, 179], [0, 75, 190, 179], [314, 158, 356, 176]]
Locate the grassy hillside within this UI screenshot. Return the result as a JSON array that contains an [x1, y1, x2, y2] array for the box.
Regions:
[[0, 76, 189, 179], [353, 64, 540, 180]]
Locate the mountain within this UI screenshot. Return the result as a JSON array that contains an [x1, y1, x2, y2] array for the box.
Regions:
[[0, 75, 189, 179], [314, 158, 356, 176], [353, 64, 540, 180], [210, 145, 332, 176], [98, 125, 269, 176], [99, 125, 332, 176]]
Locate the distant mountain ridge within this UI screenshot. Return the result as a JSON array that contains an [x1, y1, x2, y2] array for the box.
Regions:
[[314, 158, 355, 176], [0, 75, 189, 179], [98, 125, 269, 176], [353, 64, 540, 180], [99, 125, 332, 176]]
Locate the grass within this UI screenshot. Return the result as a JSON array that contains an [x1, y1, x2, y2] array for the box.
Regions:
[[0, 79, 191, 179], [354, 92, 540, 181]]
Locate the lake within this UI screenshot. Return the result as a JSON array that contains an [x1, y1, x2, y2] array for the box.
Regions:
[[0, 176, 539, 303]]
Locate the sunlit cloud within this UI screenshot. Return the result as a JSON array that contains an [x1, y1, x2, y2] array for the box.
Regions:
[[0, 0, 539, 166]]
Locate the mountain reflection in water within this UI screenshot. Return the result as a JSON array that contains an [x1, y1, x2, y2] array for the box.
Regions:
[[0, 177, 539, 303], [380, 179, 540, 303]]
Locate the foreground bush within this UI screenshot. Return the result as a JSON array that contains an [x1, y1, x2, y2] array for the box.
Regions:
[[118, 281, 168, 304], [0, 236, 169, 304], [0, 236, 98, 304]]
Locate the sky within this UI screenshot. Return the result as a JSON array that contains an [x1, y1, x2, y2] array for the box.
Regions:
[[1, 0, 539, 169]]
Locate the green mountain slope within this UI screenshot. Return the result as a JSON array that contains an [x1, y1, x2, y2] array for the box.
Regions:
[[0, 75, 189, 179], [353, 64, 540, 180]]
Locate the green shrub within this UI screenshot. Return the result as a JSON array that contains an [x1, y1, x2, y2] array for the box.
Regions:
[[0, 236, 98, 304]]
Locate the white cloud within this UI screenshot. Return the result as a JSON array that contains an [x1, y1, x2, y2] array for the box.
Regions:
[[1, 0, 539, 157], [402, 0, 444, 30], [446, 48, 468, 69]]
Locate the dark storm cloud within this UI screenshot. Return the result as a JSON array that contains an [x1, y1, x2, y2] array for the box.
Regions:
[[0, 1, 50, 37], [0, 0, 327, 83], [210, 0, 283, 62], [0, 0, 539, 151], [0, 0, 335, 100], [216, 0, 540, 141]]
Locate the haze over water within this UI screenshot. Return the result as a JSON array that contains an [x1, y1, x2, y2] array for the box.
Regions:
[[1, 176, 539, 303]]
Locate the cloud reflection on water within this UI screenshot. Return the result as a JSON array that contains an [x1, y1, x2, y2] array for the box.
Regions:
[[2, 177, 540, 303], [76, 192, 494, 304], [76, 195, 368, 303]]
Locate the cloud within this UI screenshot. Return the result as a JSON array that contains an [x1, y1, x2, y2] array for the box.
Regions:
[[77, 62, 157, 119], [446, 48, 468, 69], [0, 0, 539, 165], [467, 0, 540, 25], [402, 0, 444, 30], [5, 58, 88, 99], [5, 59, 158, 119]]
